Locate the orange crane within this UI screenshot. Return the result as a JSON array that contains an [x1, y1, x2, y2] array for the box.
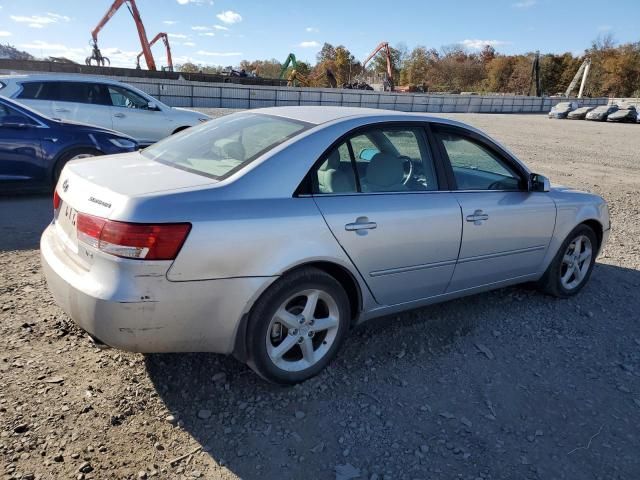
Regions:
[[136, 32, 173, 71], [362, 42, 394, 91], [86, 0, 156, 70]]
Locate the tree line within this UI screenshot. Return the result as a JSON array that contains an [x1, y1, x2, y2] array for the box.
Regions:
[[182, 35, 640, 97]]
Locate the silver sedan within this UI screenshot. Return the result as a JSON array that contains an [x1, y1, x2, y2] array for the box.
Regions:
[[41, 107, 610, 384]]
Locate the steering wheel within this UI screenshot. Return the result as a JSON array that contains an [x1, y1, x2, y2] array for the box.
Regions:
[[399, 155, 414, 185], [487, 180, 504, 190]]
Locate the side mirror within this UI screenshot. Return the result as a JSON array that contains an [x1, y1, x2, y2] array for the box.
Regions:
[[358, 148, 380, 161], [147, 102, 159, 111], [530, 173, 550, 192]]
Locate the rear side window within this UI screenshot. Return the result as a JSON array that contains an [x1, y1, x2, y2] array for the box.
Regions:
[[311, 126, 439, 194], [18, 82, 59, 101], [18, 81, 111, 105], [58, 82, 111, 105]]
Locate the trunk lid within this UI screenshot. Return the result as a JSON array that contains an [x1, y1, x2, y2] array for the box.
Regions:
[[53, 151, 214, 264]]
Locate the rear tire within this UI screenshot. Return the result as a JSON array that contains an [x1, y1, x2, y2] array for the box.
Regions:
[[246, 267, 351, 385], [53, 148, 102, 186], [537, 224, 597, 298]]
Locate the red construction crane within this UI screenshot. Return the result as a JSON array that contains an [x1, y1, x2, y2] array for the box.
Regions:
[[136, 32, 173, 71], [362, 42, 394, 91], [86, 0, 156, 71]]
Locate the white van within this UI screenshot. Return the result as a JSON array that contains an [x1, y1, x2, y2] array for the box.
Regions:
[[0, 74, 210, 145]]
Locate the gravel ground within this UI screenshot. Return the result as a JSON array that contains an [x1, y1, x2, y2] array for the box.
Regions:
[[1, 112, 639, 480]]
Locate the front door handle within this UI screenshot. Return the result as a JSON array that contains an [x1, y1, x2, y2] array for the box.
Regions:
[[345, 216, 377, 233], [54, 108, 70, 113], [113, 113, 126, 118], [466, 209, 489, 225]]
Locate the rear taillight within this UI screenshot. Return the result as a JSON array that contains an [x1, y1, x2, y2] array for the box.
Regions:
[[76, 213, 191, 260], [53, 190, 61, 211]]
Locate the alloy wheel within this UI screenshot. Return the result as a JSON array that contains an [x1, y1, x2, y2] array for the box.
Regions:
[[266, 289, 340, 372], [560, 234, 593, 290]]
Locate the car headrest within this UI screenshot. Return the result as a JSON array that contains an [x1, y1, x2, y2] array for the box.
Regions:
[[319, 149, 341, 171], [221, 140, 245, 161], [367, 152, 404, 187]]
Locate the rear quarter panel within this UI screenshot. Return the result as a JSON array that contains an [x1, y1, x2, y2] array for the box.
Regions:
[[165, 197, 359, 281]]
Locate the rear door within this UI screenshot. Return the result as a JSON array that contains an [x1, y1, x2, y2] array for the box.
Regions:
[[310, 124, 462, 306], [15, 81, 58, 117], [433, 126, 556, 292], [0, 101, 45, 185], [53, 81, 113, 129]]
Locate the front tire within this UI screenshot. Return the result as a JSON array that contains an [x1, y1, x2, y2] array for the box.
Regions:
[[538, 224, 597, 298], [53, 148, 102, 186], [246, 267, 351, 385]]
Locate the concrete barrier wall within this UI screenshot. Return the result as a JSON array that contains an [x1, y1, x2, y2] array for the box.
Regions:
[[1, 68, 611, 113], [112, 76, 610, 113]]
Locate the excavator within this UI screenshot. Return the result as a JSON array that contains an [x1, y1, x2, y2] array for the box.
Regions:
[[86, 0, 168, 71], [135, 32, 173, 72], [362, 42, 394, 91], [279, 53, 298, 83], [287, 68, 337, 88], [565, 58, 591, 98]]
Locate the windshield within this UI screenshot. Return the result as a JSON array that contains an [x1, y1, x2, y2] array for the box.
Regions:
[[142, 113, 310, 179], [555, 102, 571, 109]]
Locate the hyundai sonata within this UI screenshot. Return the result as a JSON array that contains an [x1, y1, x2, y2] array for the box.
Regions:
[[41, 107, 610, 384]]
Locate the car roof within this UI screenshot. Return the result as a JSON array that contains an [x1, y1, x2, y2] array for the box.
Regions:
[[0, 73, 128, 86], [252, 106, 469, 127]]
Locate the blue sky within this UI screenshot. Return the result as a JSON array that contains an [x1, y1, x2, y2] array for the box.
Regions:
[[0, 0, 638, 69]]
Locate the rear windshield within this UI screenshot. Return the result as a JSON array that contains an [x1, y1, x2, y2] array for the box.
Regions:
[[142, 113, 310, 179]]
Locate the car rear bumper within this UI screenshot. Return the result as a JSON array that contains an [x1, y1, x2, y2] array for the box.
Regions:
[[40, 224, 275, 354]]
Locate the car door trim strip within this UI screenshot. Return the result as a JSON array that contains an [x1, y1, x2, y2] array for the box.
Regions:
[[370, 258, 458, 277], [457, 245, 546, 264]]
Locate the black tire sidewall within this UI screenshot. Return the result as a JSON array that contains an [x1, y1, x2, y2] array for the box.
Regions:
[[53, 148, 102, 186], [246, 268, 351, 385], [544, 224, 598, 298]]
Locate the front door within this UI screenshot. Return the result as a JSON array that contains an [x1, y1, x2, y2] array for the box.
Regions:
[[311, 125, 462, 306], [107, 84, 168, 144], [434, 128, 556, 292]]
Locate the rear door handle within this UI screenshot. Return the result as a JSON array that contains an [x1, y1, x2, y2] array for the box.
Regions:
[[113, 113, 126, 118], [466, 209, 489, 225], [54, 108, 70, 113], [345, 216, 377, 232]]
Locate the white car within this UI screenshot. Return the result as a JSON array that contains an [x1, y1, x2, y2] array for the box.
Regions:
[[0, 74, 210, 145]]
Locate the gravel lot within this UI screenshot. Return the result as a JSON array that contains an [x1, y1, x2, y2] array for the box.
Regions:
[[1, 112, 639, 480]]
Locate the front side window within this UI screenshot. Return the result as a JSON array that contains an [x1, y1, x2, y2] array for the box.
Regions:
[[312, 126, 438, 194], [108, 85, 151, 109], [142, 113, 309, 179], [438, 132, 522, 191]]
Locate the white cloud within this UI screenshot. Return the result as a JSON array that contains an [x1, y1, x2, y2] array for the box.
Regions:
[[199, 32, 215, 37], [0, 31, 12, 37], [460, 39, 510, 50], [163, 20, 178, 25], [196, 50, 242, 56], [512, 0, 536, 7], [191, 26, 210, 31], [298, 41, 320, 48], [10, 13, 70, 28], [305, 27, 319, 33], [213, 25, 229, 31], [216, 10, 242, 24], [169, 33, 188, 39], [183, 42, 196, 47]]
